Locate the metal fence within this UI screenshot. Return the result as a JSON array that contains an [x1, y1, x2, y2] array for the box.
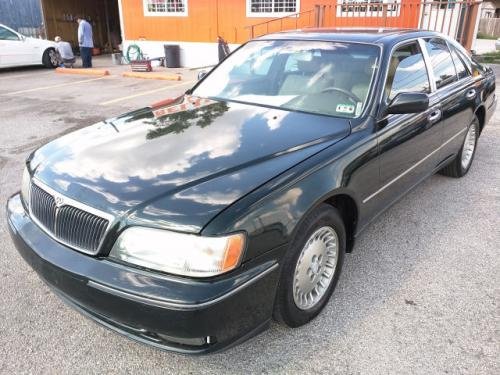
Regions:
[[0, 0, 45, 38], [247, 1, 482, 50], [478, 17, 500, 37]]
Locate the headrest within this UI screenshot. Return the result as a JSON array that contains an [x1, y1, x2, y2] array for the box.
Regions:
[[297, 58, 325, 74]]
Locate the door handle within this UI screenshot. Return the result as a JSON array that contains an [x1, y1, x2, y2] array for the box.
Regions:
[[428, 109, 441, 123], [466, 89, 476, 100]]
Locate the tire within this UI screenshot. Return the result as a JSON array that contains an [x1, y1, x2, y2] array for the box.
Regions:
[[439, 116, 479, 178], [273, 204, 345, 327], [42, 48, 58, 68]]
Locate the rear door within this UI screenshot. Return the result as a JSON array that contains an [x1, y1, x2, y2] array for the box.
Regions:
[[422, 37, 476, 164], [365, 40, 443, 208]]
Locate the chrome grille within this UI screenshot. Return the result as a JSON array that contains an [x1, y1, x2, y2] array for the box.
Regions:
[[29, 181, 110, 255], [30, 183, 57, 232]]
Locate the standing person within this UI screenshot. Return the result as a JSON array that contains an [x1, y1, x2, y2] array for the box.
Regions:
[[54, 36, 76, 68], [76, 17, 93, 68], [217, 36, 230, 62]]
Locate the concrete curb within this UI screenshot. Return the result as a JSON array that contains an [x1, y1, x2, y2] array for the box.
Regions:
[[122, 72, 182, 81], [55, 68, 110, 76]]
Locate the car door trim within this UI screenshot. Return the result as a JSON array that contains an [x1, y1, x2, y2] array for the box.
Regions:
[[362, 127, 467, 204]]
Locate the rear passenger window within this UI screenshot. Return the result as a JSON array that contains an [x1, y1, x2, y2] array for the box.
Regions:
[[385, 42, 430, 101], [450, 46, 470, 79], [423, 38, 458, 89]]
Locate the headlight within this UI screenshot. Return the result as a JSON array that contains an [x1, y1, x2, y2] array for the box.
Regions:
[[21, 166, 31, 206], [109, 227, 246, 277]]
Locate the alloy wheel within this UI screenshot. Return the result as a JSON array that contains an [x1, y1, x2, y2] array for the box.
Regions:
[[461, 124, 477, 170], [49, 49, 58, 67]]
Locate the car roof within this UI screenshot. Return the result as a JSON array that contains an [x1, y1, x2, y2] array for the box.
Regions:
[[256, 28, 440, 45]]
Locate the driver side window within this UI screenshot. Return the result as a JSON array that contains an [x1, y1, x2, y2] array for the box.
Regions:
[[0, 26, 20, 41], [385, 42, 431, 102]]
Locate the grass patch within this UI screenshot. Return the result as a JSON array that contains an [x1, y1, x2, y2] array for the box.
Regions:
[[477, 32, 497, 40], [477, 51, 500, 63]]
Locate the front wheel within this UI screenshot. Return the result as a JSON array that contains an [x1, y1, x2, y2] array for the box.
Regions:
[[42, 48, 58, 68], [273, 204, 345, 327], [439, 116, 479, 178]]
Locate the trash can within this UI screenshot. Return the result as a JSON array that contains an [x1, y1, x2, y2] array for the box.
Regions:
[[164, 44, 180, 68], [111, 53, 123, 65]]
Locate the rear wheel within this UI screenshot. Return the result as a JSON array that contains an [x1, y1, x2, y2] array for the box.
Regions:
[[439, 116, 479, 178], [274, 204, 345, 327], [42, 48, 58, 68]]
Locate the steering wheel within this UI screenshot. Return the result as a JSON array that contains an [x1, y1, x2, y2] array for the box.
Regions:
[[320, 87, 362, 104]]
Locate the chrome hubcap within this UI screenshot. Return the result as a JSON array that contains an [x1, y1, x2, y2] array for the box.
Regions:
[[49, 50, 58, 65], [461, 124, 476, 170], [293, 226, 338, 310]]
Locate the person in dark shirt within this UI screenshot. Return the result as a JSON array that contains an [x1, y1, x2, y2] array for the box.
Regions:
[[217, 36, 230, 62]]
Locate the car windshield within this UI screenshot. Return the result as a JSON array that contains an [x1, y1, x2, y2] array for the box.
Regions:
[[193, 40, 380, 118]]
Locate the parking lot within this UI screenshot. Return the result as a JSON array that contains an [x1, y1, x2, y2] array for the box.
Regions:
[[0, 62, 499, 374]]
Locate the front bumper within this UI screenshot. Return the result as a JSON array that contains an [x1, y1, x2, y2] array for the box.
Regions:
[[7, 193, 281, 354]]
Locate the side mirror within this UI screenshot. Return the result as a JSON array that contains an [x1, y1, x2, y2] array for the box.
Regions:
[[197, 70, 207, 81], [385, 92, 429, 115]]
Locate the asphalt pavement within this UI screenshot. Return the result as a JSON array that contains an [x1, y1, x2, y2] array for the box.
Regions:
[[0, 62, 498, 374]]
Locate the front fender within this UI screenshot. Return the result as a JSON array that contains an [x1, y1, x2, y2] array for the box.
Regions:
[[202, 126, 379, 262]]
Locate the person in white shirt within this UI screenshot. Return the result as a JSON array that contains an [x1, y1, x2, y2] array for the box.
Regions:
[[54, 36, 76, 68]]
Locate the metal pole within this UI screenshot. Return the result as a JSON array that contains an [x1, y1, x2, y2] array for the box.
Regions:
[[463, 1, 479, 50], [104, 0, 112, 53]]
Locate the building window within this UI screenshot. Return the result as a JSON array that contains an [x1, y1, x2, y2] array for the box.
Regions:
[[143, 0, 188, 16], [247, 0, 299, 18], [338, 0, 401, 17]]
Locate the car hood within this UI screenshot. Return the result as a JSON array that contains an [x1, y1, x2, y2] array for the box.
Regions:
[[30, 96, 350, 233]]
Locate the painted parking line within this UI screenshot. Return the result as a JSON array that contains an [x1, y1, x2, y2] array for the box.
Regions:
[[0, 70, 53, 81], [5, 76, 109, 96], [101, 80, 195, 106]]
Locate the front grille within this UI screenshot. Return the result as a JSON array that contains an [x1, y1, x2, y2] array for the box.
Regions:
[[29, 182, 110, 254]]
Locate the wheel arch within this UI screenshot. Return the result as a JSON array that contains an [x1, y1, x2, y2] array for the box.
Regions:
[[288, 189, 360, 254], [475, 105, 486, 135], [323, 193, 358, 253], [42, 47, 57, 68]]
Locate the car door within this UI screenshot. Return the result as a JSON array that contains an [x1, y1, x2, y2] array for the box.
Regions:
[[0, 25, 33, 67], [422, 37, 476, 164], [365, 40, 443, 209]]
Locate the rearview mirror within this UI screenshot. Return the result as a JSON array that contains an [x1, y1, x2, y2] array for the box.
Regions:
[[385, 92, 429, 115], [197, 70, 207, 81]]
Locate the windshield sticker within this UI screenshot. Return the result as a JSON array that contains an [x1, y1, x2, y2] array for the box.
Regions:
[[336, 104, 355, 114], [355, 102, 363, 116]]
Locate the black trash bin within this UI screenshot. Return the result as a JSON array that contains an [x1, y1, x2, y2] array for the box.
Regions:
[[164, 44, 181, 68]]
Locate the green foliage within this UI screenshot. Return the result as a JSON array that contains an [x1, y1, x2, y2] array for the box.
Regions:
[[476, 32, 497, 40], [477, 51, 500, 63]]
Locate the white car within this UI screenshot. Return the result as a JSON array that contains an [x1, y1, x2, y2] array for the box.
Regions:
[[0, 23, 58, 69]]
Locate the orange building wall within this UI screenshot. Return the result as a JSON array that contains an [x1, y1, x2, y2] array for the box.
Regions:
[[120, 0, 421, 45], [122, 0, 338, 44]]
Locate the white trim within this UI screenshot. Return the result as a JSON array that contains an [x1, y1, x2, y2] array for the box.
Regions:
[[362, 128, 467, 204], [246, 0, 300, 18], [122, 40, 241, 68], [143, 0, 188, 17], [117, 0, 126, 46]]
